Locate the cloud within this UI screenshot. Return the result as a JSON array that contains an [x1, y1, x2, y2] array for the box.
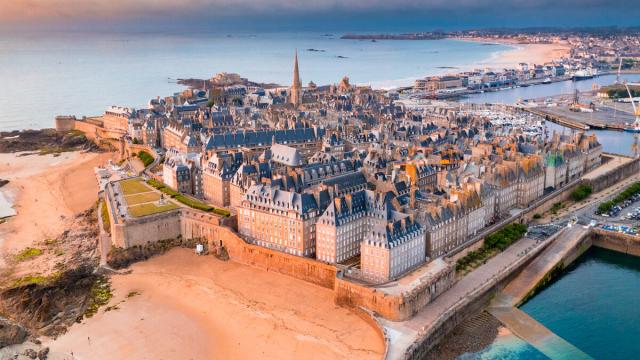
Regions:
[[1, 0, 637, 27]]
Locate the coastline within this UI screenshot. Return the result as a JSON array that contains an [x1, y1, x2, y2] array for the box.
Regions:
[[454, 37, 571, 68], [369, 38, 569, 90]]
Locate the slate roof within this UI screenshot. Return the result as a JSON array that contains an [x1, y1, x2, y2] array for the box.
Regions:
[[204, 128, 325, 150]]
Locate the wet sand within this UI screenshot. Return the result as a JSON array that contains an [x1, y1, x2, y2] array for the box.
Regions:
[[46, 248, 385, 360]]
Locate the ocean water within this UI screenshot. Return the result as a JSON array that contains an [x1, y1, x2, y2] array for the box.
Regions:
[[520, 247, 640, 360], [466, 247, 640, 360], [458, 330, 547, 360], [0, 32, 510, 131]]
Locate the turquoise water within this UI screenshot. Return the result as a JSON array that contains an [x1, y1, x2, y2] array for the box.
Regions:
[[0, 32, 509, 131], [521, 247, 640, 360], [458, 332, 547, 360], [466, 248, 640, 359]]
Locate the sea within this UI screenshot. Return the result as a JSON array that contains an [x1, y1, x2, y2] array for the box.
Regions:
[[0, 31, 511, 131], [461, 247, 640, 359]]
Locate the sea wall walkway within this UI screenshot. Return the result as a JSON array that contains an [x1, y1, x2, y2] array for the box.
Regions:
[[498, 225, 591, 306]]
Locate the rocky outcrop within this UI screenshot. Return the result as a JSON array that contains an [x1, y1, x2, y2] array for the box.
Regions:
[[0, 317, 28, 348], [0, 207, 103, 339], [0, 265, 99, 338], [0, 129, 98, 154]]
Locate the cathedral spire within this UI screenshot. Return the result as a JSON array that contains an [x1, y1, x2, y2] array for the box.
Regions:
[[291, 49, 302, 107]]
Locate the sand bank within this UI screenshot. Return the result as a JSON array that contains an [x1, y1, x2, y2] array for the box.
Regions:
[[0, 151, 115, 261], [46, 248, 385, 360]]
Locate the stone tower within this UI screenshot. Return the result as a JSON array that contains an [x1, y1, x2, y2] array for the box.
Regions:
[[291, 50, 302, 107]]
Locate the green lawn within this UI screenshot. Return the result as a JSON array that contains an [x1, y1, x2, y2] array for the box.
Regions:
[[128, 201, 179, 217], [120, 178, 151, 195], [124, 192, 161, 205]]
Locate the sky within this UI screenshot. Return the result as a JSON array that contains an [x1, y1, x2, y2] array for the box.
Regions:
[[1, 0, 639, 32]]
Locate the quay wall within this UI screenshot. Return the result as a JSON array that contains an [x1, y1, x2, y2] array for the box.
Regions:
[[560, 231, 593, 270], [592, 229, 640, 257], [334, 265, 455, 322]]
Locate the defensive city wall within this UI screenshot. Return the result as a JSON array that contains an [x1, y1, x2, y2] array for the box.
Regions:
[[334, 263, 455, 321], [104, 183, 453, 320], [101, 152, 640, 359]]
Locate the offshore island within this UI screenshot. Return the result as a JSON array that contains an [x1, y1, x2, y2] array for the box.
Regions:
[[1, 29, 640, 360]]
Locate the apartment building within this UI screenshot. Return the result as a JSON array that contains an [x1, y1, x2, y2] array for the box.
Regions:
[[238, 183, 319, 257], [361, 215, 426, 283]]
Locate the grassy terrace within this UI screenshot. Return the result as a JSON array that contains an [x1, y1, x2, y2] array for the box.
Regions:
[[124, 192, 161, 205], [118, 178, 180, 218], [146, 179, 230, 216], [128, 201, 179, 217], [120, 178, 151, 195]]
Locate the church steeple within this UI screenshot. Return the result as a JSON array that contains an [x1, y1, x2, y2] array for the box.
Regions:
[[291, 50, 302, 107]]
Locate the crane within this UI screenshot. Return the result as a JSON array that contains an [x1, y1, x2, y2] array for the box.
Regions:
[[624, 82, 640, 157], [616, 57, 623, 84], [625, 82, 640, 124]]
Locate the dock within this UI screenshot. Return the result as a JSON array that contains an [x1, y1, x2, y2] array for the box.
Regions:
[[523, 108, 590, 131]]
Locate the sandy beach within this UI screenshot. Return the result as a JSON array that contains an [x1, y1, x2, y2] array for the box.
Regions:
[[46, 248, 385, 360], [457, 37, 571, 70], [0, 151, 115, 263]]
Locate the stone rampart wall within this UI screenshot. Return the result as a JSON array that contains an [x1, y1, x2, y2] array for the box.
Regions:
[[213, 226, 338, 289], [124, 143, 158, 160], [334, 264, 455, 322], [585, 155, 640, 192], [72, 119, 124, 141], [115, 210, 182, 248]]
